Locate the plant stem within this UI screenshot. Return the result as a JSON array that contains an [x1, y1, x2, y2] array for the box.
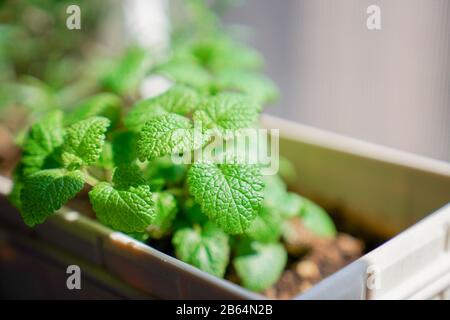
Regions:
[[82, 168, 100, 187]]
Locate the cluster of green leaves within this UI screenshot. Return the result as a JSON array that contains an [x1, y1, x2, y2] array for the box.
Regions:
[[8, 0, 337, 293]]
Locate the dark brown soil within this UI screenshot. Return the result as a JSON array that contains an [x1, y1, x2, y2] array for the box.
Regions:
[[263, 217, 364, 299]]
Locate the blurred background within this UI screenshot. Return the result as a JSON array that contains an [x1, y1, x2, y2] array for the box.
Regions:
[[224, 0, 450, 162], [1, 0, 449, 161]]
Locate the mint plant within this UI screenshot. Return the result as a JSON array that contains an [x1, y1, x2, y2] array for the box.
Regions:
[[8, 0, 337, 293]]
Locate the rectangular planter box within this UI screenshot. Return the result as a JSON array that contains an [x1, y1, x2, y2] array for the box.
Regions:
[[1, 115, 450, 299]]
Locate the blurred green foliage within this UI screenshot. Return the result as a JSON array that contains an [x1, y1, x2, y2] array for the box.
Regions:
[[0, 0, 111, 131]]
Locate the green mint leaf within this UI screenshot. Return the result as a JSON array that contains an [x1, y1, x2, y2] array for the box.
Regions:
[[136, 113, 204, 161], [245, 206, 282, 243], [262, 175, 287, 206], [261, 175, 303, 219], [172, 222, 230, 277], [150, 84, 199, 113], [101, 46, 151, 95], [62, 116, 110, 168], [233, 240, 287, 292], [147, 191, 178, 239], [65, 93, 121, 127], [193, 93, 260, 134], [125, 84, 199, 131], [216, 70, 278, 104], [187, 161, 264, 234], [300, 198, 336, 237], [89, 182, 155, 233], [279, 192, 304, 219], [155, 60, 212, 90], [191, 38, 264, 72], [20, 169, 85, 227], [21, 110, 64, 175], [278, 156, 297, 184], [112, 164, 146, 188]]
